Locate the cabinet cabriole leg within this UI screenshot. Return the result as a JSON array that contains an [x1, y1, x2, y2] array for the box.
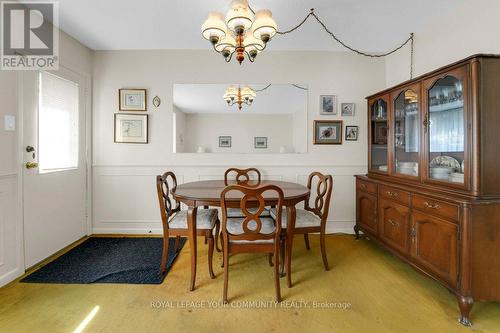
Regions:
[[457, 295, 473, 327]]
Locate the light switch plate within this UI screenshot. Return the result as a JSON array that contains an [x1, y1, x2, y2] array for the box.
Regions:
[[4, 115, 15, 131]]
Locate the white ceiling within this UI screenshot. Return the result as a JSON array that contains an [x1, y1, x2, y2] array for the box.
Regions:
[[54, 0, 464, 51], [174, 84, 308, 114]]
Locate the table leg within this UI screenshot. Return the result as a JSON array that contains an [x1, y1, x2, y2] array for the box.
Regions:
[[187, 206, 198, 291], [285, 205, 296, 288]]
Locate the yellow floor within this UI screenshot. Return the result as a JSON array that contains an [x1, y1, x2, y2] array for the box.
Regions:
[[0, 234, 499, 333]]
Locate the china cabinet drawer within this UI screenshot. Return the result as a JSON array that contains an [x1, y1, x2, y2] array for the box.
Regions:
[[356, 179, 377, 195], [412, 195, 459, 222], [380, 185, 410, 206]]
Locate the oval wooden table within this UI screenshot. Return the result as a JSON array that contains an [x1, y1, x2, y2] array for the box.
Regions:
[[173, 180, 310, 291]]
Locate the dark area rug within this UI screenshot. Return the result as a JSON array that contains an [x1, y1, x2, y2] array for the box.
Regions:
[[21, 237, 186, 284]]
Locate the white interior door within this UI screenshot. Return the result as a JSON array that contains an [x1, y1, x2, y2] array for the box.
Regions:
[[22, 67, 88, 268]]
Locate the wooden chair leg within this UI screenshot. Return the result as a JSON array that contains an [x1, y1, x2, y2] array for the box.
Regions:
[[208, 235, 216, 279], [160, 236, 169, 275], [279, 236, 285, 277], [320, 229, 329, 271], [220, 233, 225, 268], [268, 253, 274, 267], [274, 247, 281, 302], [174, 235, 181, 252], [304, 234, 311, 250], [223, 239, 230, 304], [214, 220, 221, 253]]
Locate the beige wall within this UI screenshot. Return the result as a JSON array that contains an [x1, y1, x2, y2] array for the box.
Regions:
[[385, 0, 500, 87], [92, 50, 386, 234]]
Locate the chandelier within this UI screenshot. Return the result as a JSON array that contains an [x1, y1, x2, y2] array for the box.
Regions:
[[223, 85, 256, 110], [201, 0, 277, 64]]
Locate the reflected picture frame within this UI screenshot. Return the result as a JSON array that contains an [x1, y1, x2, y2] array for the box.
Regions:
[[254, 137, 268, 149], [119, 88, 147, 111], [320, 95, 337, 115], [114, 113, 148, 144], [219, 136, 231, 148], [314, 120, 342, 145]]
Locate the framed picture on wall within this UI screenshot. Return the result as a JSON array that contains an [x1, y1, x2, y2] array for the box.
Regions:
[[254, 137, 268, 149], [345, 125, 359, 141], [219, 136, 232, 148], [119, 89, 147, 111], [341, 103, 355, 116], [314, 120, 342, 144], [114, 113, 148, 143], [320, 95, 337, 115]]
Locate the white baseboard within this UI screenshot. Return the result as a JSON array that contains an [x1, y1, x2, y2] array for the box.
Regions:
[[0, 267, 24, 288], [92, 221, 355, 236]]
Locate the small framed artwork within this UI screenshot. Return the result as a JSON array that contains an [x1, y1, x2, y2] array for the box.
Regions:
[[114, 113, 148, 143], [374, 122, 388, 144], [219, 136, 232, 148], [345, 126, 359, 141], [320, 95, 337, 115], [314, 120, 343, 145], [119, 89, 147, 111], [254, 137, 268, 149], [341, 103, 355, 116]]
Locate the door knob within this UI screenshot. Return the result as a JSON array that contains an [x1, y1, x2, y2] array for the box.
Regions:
[[25, 162, 38, 169]]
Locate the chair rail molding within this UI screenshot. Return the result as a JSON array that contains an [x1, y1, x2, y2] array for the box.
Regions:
[[92, 164, 362, 235]]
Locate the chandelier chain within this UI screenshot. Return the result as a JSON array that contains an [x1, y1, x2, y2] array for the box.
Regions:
[[275, 8, 414, 77]]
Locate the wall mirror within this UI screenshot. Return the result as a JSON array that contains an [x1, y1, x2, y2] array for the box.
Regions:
[[173, 84, 308, 153]]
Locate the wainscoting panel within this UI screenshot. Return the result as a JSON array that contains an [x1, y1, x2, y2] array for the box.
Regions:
[[92, 165, 366, 234], [0, 174, 23, 287]]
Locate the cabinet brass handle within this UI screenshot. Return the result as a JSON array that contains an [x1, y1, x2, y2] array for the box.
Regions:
[[388, 219, 400, 227], [423, 201, 440, 209], [386, 191, 399, 198], [410, 226, 416, 242]]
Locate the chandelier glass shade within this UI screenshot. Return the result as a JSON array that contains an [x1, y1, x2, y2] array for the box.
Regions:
[[201, 0, 277, 64], [223, 85, 257, 110]]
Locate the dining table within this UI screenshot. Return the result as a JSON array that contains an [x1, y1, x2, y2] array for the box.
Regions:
[[172, 179, 310, 291]]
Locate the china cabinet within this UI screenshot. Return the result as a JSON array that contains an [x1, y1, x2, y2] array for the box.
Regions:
[[355, 55, 500, 326]]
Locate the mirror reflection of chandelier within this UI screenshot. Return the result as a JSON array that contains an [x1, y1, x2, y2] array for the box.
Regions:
[[223, 86, 257, 110], [201, 0, 277, 64]]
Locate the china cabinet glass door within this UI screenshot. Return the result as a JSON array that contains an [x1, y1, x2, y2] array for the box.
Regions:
[[393, 87, 420, 178], [370, 97, 389, 173], [425, 68, 466, 185]]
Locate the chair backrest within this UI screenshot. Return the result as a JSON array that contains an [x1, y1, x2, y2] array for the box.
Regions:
[[156, 172, 181, 226], [220, 184, 284, 243], [305, 172, 333, 221], [224, 167, 261, 186]]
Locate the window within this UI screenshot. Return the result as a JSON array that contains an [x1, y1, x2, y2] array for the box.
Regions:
[[38, 71, 79, 173]]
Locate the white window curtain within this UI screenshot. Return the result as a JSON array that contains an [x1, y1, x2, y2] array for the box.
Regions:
[[38, 71, 79, 172], [429, 108, 464, 152]]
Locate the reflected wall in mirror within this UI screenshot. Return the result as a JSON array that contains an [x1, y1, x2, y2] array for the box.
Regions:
[[173, 84, 308, 153]]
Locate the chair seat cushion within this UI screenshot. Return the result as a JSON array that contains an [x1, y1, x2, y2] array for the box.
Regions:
[[270, 208, 321, 228], [169, 209, 218, 230], [227, 207, 270, 218], [226, 217, 276, 243]]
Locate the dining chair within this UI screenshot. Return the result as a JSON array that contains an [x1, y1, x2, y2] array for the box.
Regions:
[[271, 172, 333, 279], [156, 171, 220, 278], [220, 184, 284, 303], [224, 167, 271, 218]]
